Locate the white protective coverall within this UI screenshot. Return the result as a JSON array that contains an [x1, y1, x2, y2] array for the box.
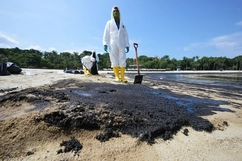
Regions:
[[81, 55, 95, 75], [102, 6, 130, 67]]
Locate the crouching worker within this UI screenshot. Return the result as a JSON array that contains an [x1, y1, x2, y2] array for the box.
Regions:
[[81, 51, 99, 75]]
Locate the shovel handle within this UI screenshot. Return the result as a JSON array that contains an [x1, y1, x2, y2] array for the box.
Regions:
[[133, 43, 138, 49], [133, 43, 140, 75]]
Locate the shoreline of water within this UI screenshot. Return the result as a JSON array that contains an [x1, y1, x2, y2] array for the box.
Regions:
[[124, 70, 242, 74], [141, 72, 242, 87]]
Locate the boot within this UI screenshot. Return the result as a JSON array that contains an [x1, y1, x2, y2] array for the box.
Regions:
[[113, 66, 120, 81], [120, 67, 127, 83], [86, 70, 91, 75], [84, 67, 91, 75], [83, 67, 87, 74]]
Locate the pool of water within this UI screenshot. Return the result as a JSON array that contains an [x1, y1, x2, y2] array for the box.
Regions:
[[144, 73, 239, 114], [146, 73, 242, 86]]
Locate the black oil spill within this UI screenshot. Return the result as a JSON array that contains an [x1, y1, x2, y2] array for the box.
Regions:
[[96, 128, 120, 142], [0, 79, 231, 145], [57, 137, 82, 154]]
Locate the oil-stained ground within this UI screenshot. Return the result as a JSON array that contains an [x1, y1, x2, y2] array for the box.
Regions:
[[0, 76, 235, 159]]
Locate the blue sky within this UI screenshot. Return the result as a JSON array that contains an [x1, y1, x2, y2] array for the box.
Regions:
[[0, 0, 242, 60]]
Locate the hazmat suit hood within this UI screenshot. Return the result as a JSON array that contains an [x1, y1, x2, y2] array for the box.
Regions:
[[111, 6, 121, 21]]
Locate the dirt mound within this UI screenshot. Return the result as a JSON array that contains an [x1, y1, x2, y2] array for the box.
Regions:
[[1, 79, 214, 138], [0, 78, 222, 159]]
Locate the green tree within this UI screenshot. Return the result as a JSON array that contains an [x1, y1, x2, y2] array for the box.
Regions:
[[98, 53, 111, 69]]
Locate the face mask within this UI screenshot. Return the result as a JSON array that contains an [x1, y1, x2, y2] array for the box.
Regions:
[[113, 10, 120, 20]]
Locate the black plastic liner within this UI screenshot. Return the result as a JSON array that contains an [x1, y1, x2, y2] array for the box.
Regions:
[[6, 62, 22, 74], [0, 62, 11, 75]]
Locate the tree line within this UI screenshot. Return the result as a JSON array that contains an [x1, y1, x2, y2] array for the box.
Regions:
[[0, 47, 242, 70]]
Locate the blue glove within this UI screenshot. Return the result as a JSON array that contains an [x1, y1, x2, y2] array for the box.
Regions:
[[104, 45, 108, 52], [125, 47, 129, 53]]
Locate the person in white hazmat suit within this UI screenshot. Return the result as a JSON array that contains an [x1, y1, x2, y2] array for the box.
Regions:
[[103, 6, 130, 83], [81, 51, 99, 75]]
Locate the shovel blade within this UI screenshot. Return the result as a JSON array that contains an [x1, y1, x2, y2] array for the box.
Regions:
[[134, 75, 143, 84]]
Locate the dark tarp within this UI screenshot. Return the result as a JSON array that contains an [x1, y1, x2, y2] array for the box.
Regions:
[[7, 62, 22, 74], [0, 62, 11, 76], [64, 68, 84, 74], [90, 61, 98, 75]]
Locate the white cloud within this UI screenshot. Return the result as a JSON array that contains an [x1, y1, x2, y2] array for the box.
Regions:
[[209, 32, 242, 49], [48, 47, 56, 51], [236, 21, 242, 26], [25, 45, 43, 51], [0, 31, 19, 47], [63, 49, 79, 53], [183, 32, 242, 53], [183, 32, 242, 58]]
